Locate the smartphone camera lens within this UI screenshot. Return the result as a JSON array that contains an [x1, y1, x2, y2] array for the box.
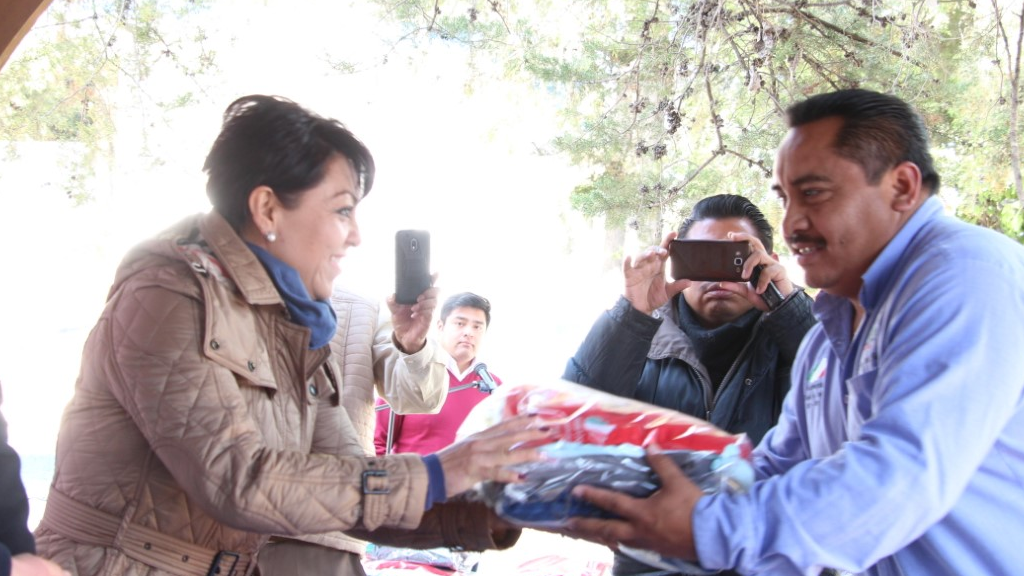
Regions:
[[410, 238, 419, 251], [733, 257, 744, 266]]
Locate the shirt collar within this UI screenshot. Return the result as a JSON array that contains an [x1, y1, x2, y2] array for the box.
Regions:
[[812, 196, 943, 351], [859, 196, 943, 310], [447, 356, 484, 381]]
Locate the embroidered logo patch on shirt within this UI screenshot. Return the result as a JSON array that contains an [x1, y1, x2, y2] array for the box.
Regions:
[[803, 356, 829, 409], [809, 357, 828, 383]]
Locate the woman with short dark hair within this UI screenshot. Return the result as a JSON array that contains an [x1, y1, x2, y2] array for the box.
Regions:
[[34, 95, 547, 576]]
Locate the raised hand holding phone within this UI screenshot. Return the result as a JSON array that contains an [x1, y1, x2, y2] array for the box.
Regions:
[[749, 264, 786, 310], [623, 231, 691, 316], [387, 274, 439, 354]]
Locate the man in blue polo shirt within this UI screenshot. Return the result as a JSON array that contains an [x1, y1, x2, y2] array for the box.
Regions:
[[559, 89, 1024, 575]]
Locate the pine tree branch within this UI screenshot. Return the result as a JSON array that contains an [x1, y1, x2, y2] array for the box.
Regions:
[[723, 148, 771, 178], [488, 1, 512, 36], [800, 52, 845, 91], [790, 7, 926, 68], [704, 61, 725, 153], [677, 152, 720, 190]]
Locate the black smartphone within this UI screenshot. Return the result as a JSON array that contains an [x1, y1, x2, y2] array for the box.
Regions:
[[669, 239, 749, 281], [395, 230, 431, 304]]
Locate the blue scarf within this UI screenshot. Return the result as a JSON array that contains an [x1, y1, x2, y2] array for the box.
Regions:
[[247, 243, 337, 349]]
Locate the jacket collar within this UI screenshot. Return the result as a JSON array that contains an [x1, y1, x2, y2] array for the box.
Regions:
[[648, 298, 701, 363], [199, 212, 283, 307], [649, 296, 765, 364]]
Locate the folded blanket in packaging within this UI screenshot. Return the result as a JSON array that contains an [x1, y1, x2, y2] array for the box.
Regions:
[[459, 379, 754, 575]]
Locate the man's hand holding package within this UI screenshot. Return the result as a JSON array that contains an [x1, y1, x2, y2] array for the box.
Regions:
[[564, 446, 703, 562]]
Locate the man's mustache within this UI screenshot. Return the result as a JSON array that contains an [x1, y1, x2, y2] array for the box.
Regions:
[[785, 234, 823, 246]]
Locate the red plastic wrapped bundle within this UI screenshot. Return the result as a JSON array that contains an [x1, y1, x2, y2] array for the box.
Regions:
[[492, 381, 752, 458]]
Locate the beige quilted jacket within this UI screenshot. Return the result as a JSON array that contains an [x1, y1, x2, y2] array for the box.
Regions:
[[287, 288, 449, 555], [35, 212, 511, 576]]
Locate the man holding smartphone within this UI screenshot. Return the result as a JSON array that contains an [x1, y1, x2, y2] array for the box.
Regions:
[[561, 90, 1024, 576], [374, 291, 499, 456], [564, 193, 815, 576], [369, 292, 498, 574]]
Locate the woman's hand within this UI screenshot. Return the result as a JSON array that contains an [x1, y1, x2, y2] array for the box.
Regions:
[[387, 274, 440, 353], [434, 415, 552, 498]]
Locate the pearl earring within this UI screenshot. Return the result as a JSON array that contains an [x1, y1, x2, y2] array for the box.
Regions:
[[266, 231, 277, 242]]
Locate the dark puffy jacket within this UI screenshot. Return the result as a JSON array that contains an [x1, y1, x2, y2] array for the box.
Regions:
[[565, 292, 815, 445], [564, 293, 815, 575], [1, 382, 35, 576]]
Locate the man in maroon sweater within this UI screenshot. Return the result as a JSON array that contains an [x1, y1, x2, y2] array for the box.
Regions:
[[374, 292, 500, 455]]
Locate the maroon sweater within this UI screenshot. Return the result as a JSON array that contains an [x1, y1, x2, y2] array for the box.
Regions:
[[374, 366, 501, 455]]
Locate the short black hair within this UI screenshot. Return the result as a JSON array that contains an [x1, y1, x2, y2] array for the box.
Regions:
[[678, 194, 774, 254], [440, 292, 492, 326], [785, 88, 939, 195], [203, 95, 376, 231]]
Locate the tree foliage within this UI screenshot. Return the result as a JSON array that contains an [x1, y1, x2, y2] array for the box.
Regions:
[[365, 0, 1024, 245], [2, 0, 1022, 246], [0, 0, 216, 203]]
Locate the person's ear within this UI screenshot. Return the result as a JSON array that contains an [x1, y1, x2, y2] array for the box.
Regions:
[[890, 161, 924, 213], [248, 186, 279, 239], [437, 319, 445, 331]]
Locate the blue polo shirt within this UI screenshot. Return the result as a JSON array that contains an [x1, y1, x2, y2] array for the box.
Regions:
[[693, 197, 1024, 575]]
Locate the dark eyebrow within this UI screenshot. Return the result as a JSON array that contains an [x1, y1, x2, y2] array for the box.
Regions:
[[772, 173, 833, 194]]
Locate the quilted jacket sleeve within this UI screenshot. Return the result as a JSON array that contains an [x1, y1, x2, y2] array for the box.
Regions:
[[98, 277, 427, 534], [346, 495, 521, 552], [372, 307, 448, 415], [760, 289, 816, 362]]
